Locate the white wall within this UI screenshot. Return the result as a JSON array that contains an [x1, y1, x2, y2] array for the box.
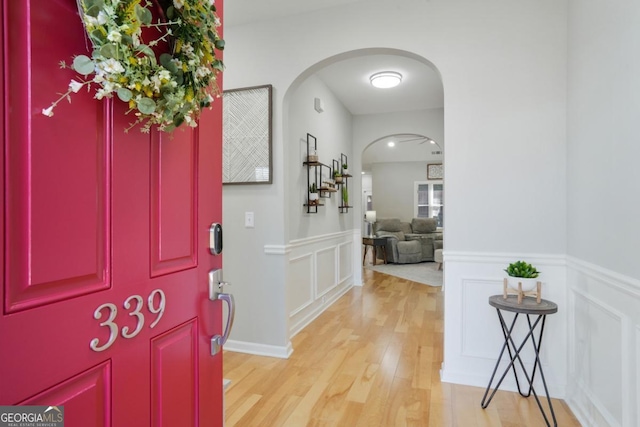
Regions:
[[566, 1, 640, 425], [288, 75, 354, 240], [224, 0, 569, 390], [371, 162, 426, 220]]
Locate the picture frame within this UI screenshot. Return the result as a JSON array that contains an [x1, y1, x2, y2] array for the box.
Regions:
[[223, 84, 273, 184], [427, 163, 443, 180]]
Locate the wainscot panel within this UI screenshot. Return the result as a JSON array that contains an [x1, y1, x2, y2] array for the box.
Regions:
[[441, 251, 568, 398], [286, 231, 355, 338], [566, 257, 640, 427]]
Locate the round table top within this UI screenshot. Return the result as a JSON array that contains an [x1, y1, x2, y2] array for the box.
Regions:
[[489, 295, 558, 315]]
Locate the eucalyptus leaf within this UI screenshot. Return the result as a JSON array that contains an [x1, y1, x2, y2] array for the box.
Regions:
[[99, 44, 118, 59], [85, 4, 101, 18], [214, 39, 225, 50], [159, 53, 173, 68], [73, 55, 95, 75], [137, 98, 156, 115], [159, 53, 178, 73], [166, 6, 175, 19], [211, 60, 224, 71], [135, 4, 152, 25], [173, 114, 185, 128], [121, 34, 133, 45], [136, 45, 155, 58], [84, 0, 104, 9], [116, 88, 133, 102], [90, 29, 106, 43], [174, 70, 184, 85]]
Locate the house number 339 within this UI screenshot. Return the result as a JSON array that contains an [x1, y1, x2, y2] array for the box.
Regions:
[[90, 289, 166, 352]]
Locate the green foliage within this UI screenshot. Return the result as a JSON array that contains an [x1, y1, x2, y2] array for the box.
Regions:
[[333, 170, 342, 177], [504, 261, 540, 278], [44, 0, 225, 133], [342, 163, 348, 169], [342, 186, 348, 204], [310, 183, 318, 193]]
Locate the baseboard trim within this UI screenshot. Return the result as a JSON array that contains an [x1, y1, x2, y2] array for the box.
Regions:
[[441, 368, 566, 399], [223, 340, 293, 359], [290, 283, 353, 338]]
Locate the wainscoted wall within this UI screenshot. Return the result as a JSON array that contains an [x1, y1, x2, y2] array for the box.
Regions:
[[287, 230, 357, 338], [566, 257, 640, 427], [441, 252, 568, 398], [224, 229, 360, 359]]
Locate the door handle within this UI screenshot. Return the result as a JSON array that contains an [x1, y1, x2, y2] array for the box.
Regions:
[[209, 269, 235, 356]]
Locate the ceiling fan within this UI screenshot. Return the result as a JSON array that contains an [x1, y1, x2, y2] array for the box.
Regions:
[[388, 134, 442, 148]]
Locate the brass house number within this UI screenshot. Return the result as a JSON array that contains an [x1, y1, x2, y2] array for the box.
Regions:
[[90, 289, 166, 352]]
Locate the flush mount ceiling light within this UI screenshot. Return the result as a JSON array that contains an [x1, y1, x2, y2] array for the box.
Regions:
[[387, 141, 396, 147], [370, 71, 403, 89]]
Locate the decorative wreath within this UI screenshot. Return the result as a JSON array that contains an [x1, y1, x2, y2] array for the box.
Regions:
[[43, 0, 224, 133]]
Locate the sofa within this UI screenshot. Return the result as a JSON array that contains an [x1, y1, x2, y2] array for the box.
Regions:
[[374, 218, 443, 264]]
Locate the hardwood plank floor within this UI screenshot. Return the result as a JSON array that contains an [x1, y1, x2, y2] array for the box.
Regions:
[[223, 268, 580, 426]]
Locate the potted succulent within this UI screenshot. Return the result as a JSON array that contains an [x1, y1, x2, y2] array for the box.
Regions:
[[309, 183, 319, 204], [333, 170, 343, 183], [504, 260, 540, 291], [342, 163, 349, 175]]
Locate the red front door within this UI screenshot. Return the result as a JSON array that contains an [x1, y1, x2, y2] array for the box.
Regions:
[[0, 1, 225, 425]]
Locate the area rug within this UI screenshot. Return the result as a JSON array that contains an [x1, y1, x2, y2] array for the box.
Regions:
[[364, 261, 442, 287]]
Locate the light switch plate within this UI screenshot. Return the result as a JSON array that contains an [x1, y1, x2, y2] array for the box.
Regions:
[[245, 212, 254, 228]]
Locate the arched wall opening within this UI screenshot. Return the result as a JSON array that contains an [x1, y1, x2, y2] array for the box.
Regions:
[[282, 47, 445, 244]]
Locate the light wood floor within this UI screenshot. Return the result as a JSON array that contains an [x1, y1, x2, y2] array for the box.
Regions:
[[223, 268, 580, 426]]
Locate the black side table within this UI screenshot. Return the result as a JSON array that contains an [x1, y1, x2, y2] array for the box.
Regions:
[[481, 295, 558, 427], [362, 236, 388, 265]]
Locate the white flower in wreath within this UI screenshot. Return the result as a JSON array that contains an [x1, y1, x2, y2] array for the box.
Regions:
[[94, 88, 109, 100], [45, 0, 224, 133], [195, 66, 210, 79], [97, 58, 125, 75], [68, 79, 84, 93], [181, 42, 194, 56], [107, 30, 122, 43], [102, 4, 116, 17]]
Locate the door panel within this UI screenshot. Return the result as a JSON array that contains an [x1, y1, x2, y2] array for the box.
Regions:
[[1, 0, 225, 425], [150, 130, 198, 277], [21, 362, 112, 426], [4, 0, 110, 313], [151, 320, 198, 427]]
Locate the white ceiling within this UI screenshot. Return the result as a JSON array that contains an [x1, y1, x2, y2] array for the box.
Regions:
[[362, 134, 443, 172], [224, 1, 445, 163], [224, 0, 365, 28], [315, 54, 444, 115]]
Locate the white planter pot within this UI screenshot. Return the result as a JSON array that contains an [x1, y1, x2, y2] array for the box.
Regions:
[[343, 169, 349, 175], [506, 276, 538, 292], [309, 193, 319, 201]]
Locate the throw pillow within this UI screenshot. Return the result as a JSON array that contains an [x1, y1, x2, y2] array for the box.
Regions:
[[377, 218, 404, 232], [411, 217, 437, 233]]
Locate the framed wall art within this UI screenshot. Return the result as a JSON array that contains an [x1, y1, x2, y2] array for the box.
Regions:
[[427, 163, 443, 180], [223, 84, 273, 184]]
